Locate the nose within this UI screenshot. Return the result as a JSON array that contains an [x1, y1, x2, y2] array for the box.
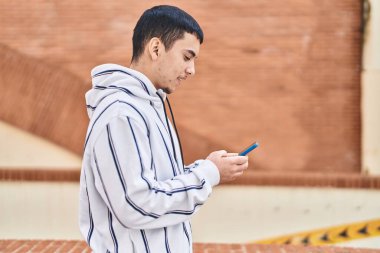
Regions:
[[185, 61, 195, 76]]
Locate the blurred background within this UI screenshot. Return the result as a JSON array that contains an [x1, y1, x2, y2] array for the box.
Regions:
[[0, 0, 379, 250]]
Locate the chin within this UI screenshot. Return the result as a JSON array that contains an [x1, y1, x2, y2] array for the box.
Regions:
[[163, 88, 174, 94]]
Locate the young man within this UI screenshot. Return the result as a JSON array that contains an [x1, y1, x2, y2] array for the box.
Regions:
[[79, 5, 249, 253]]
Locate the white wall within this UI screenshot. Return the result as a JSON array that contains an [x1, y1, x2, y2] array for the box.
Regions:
[[0, 121, 81, 168], [191, 186, 380, 248], [0, 182, 82, 240], [362, 0, 380, 175], [1, 183, 379, 248]]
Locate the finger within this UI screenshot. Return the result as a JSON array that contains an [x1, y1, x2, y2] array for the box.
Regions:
[[237, 160, 249, 166], [234, 171, 244, 177], [217, 150, 228, 156], [233, 164, 246, 172], [224, 153, 239, 157], [225, 155, 248, 164], [235, 162, 249, 171], [241, 161, 249, 168]]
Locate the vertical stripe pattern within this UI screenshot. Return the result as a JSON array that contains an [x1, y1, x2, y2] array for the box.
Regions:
[[79, 64, 221, 252], [108, 210, 118, 253], [140, 230, 151, 253]]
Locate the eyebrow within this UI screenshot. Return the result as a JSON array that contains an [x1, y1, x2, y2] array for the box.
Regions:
[[184, 49, 197, 59]]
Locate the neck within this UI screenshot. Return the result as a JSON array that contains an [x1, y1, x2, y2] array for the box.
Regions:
[[130, 59, 158, 90]]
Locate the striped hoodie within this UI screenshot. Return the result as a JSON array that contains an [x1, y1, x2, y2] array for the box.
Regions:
[[79, 64, 220, 253]]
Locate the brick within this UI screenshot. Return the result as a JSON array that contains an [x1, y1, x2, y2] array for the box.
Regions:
[[57, 241, 79, 252], [4, 240, 26, 252]]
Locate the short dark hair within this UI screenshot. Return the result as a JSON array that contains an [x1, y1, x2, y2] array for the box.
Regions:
[[131, 5, 204, 62]]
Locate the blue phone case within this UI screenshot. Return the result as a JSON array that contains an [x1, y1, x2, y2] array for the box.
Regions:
[[239, 142, 259, 156]]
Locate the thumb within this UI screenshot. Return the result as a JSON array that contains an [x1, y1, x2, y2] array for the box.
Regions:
[[216, 150, 228, 156]]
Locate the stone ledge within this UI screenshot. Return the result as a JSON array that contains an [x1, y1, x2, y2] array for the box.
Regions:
[[231, 171, 380, 188], [1, 168, 380, 189], [0, 168, 80, 182]]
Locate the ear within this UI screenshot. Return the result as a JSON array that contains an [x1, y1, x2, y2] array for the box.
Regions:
[[148, 37, 163, 61]]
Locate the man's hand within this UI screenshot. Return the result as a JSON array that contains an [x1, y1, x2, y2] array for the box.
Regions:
[[206, 150, 249, 184]]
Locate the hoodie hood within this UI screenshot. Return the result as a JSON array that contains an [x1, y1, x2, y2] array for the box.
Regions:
[[85, 63, 167, 118]]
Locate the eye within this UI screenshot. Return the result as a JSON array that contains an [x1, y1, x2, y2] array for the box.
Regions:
[[183, 55, 191, 61]]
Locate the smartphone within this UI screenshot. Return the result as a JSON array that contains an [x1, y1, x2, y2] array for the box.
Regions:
[[239, 142, 259, 156]]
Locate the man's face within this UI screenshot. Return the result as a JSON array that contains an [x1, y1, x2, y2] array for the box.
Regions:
[[153, 32, 200, 94]]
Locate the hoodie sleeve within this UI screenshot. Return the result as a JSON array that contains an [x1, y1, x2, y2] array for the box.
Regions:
[[184, 160, 203, 174], [91, 115, 220, 230]]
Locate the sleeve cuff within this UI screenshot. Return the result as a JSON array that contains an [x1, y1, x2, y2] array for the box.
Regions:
[[192, 159, 220, 187]]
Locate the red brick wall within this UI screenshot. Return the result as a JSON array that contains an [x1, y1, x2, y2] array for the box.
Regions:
[[0, 44, 88, 155], [0, 1, 362, 175]]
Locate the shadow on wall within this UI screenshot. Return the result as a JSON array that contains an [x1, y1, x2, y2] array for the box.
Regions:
[[0, 44, 227, 164], [0, 43, 89, 154]]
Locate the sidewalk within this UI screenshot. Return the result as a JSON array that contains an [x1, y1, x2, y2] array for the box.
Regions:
[[1, 240, 380, 253]]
